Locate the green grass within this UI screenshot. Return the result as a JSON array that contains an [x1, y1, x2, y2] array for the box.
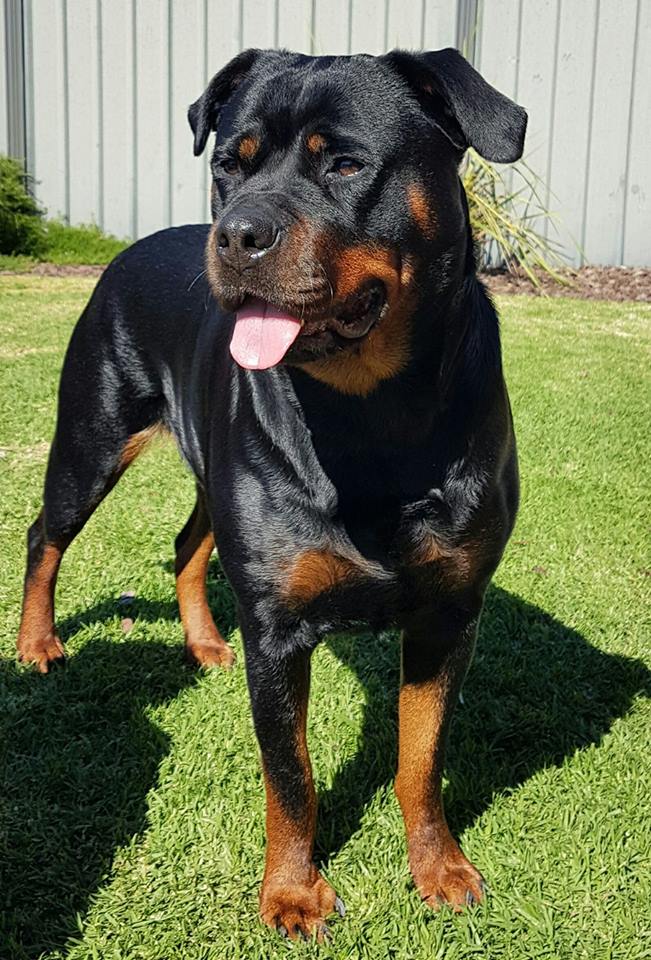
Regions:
[[0, 222, 129, 271], [0, 277, 649, 960]]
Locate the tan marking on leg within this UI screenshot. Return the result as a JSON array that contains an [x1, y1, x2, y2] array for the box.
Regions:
[[407, 527, 495, 592], [175, 509, 234, 669], [282, 548, 366, 606], [407, 182, 436, 238], [259, 675, 336, 940], [395, 640, 485, 910], [409, 530, 450, 566], [119, 423, 165, 471], [395, 678, 446, 837], [17, 539, 65, 673]]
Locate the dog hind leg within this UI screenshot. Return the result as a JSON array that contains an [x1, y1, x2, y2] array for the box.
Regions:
[[17, 413, 162, 672], [175, 489, 235, 669]]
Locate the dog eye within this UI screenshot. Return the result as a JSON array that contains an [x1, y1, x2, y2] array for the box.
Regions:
[[220, 158, 240, 175], [332, 158, 363, 177]]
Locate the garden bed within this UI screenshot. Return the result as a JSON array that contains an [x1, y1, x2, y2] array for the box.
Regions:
[[483, 265, 651, 301], [3, 260, 650, 302]]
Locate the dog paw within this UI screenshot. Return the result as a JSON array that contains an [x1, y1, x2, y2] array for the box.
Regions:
[[260, 872, 344, 941], [412, 846, 486, 911], [185, 634, 236, 669], [17, 632, 65, 673]]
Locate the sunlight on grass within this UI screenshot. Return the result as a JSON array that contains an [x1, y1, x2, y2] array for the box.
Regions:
[[0, 277, 649, 960]]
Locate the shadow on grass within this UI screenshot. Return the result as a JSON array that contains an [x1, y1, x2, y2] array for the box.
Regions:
[[0, 577, 648, 958], [0, 639, 196, 960], [0, 561, 239, 960], [315, 586, 650, 861]]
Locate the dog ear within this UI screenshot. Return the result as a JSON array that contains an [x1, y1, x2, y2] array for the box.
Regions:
[[382, 47, 527, 163], [188, 48, 262, 156]]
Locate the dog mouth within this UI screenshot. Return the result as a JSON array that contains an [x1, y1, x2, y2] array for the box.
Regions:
[[228, 281, 387, 370]]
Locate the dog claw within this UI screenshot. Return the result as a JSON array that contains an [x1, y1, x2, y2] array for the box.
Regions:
[[335, 896, 346, 918], [277, 924, 288, 938], [465, 891, 476, 907]]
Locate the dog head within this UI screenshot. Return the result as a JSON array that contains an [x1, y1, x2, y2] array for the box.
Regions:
[[189, 48, 526, 395]]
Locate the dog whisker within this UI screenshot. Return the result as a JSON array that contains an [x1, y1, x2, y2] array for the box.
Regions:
[[187, 269, 207, 292]]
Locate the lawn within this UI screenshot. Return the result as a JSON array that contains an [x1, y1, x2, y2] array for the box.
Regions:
[[0, 276, 649, 960]]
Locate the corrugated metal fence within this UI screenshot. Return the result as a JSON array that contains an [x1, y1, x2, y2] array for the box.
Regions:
[[1, 0, 649, 266]]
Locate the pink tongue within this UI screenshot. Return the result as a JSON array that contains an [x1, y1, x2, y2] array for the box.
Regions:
[[230, 297, 303, 369]]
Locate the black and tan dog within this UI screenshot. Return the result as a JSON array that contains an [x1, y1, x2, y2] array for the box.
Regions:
[[17, 48, 526, 938]]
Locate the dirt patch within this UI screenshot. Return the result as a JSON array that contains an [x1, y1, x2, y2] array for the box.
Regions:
[[0, 345, 58, 359], [18, 263, 105, 278], [481, 266, 651, 302], [2, 261, 650, 302], [0, 440, 51, 466]]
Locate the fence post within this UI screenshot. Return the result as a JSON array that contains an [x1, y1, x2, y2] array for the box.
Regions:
[[4, 0, 25, 162], [456, 0, 479, 63]]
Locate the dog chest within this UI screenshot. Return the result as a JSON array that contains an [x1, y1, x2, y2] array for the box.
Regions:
[[278, 522, 486, 625]]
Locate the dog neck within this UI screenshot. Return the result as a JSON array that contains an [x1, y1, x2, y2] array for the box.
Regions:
[[284, 250, 502, 448]]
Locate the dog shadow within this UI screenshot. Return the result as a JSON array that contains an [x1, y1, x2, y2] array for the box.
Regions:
[[316, 585, 650, 861], [1, 572, 647, 958], [0, 565, 239, 960], [0, 639, 195, 960]]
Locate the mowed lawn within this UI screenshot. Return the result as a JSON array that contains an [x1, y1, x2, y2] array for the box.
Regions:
[[0, 274, 649, 960]]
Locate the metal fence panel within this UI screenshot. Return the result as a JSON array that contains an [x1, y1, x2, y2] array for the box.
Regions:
[[0, 0, 8, 154], [623, 0, 651, 266], [5, 0, 649, 266]]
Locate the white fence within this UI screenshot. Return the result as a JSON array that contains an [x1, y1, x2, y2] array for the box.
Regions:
[[1, 0, 649, 266]]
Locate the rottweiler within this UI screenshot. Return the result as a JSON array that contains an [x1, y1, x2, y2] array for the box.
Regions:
[[17, 47, 526, 939]]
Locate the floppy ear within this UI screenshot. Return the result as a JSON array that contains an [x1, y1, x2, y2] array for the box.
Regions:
[[188, 48, 262, 156], [382, 47, 527, 163]]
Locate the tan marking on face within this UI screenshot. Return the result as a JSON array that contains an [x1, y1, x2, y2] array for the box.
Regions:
[[282, 548, 364, 605], [119, 423, 166, 470], [205, 218, 319, 308], [238, 135, 260, 160], [205, 221, 221, 295], [296, 244, 418, 396], [407, 183, 435, 238], [306, 132, 326, 153]]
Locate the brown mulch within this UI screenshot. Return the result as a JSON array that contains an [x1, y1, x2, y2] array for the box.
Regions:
[[17, 263, 105, 277], [3, 261, 650, 302], [480, 265, 651, 302]]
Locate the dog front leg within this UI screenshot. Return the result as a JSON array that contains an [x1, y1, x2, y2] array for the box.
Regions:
[[396, 601, 486, 910], [242, 619, 342, 940]]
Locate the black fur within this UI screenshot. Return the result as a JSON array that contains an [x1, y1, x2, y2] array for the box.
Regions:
[[19, 47, 526, 936]]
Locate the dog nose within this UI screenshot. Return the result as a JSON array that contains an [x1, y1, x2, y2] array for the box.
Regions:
[[216, 209, 279, 267]]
